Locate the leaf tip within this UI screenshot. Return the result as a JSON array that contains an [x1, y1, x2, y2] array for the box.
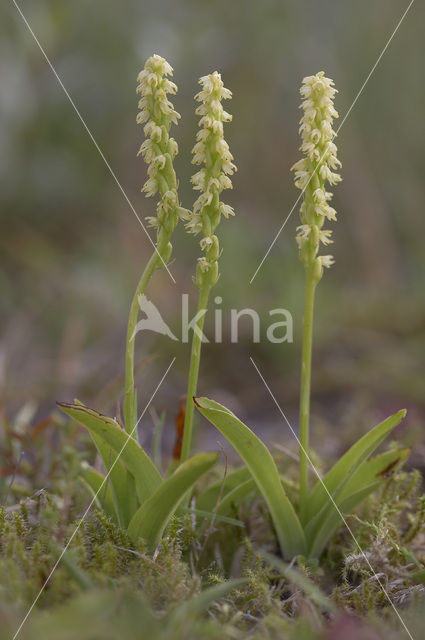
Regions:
[[57, 401, 71, 409]]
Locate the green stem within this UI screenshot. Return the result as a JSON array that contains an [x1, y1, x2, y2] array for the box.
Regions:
[[299, 269, 317, 511], [180, 284, 211, 462], [123, 239, 168, 434]]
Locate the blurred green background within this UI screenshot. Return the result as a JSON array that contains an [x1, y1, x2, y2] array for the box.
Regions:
[[1, 1, 424, 456]]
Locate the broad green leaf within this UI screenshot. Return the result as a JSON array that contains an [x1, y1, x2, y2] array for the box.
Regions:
[[90, 432, 134, 527], [194, 397, 307, 558], [71, 399, 132, 526], [196, 466, 252, 512], [308, 484, 382, 559], [58, 403, 162, 505], [80, 462, 116, 522], [127, 452, 219, 546], [302, 409, 406, 524], [307, 448, 409, 558], [338, 447, 409, 503]]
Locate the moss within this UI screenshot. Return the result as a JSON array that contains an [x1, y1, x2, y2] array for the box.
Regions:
[[0, 407, 424, 639], [330, 469, 425, 614]]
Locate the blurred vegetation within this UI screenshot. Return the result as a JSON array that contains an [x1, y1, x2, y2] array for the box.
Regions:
[[0, 1, 424, 453]]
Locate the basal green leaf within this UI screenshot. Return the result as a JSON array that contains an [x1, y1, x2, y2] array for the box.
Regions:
[[194, 397, 307, 558], [308, 484, 381, 559], [80, 462, 117, 522], [90, 431, 134, 527], [127, 452, 219, 546], [302, 409, 406, 525], [307, 448, 409, 558], [70, 399, 132, 526], [58, 403, 162, 506], [338, 447, 409, 503]]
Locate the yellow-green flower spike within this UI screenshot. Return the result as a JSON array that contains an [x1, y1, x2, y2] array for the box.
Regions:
[[137, 55, 188, 254], [124, 55, 188, 434], [291, 72, 341, 282], [186, 71, 236, 289], [179, 71, 236, 463]]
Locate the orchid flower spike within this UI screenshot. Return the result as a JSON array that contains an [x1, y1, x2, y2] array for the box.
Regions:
[[291, 72, 342, 282], [137, 55, 188, 253], [186, 71, 236, 289]]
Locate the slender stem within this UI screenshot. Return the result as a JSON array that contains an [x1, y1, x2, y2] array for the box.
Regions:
[[298, 269, 317, 510], [180, 284, 211, 462], [123, 240, 168, 433]]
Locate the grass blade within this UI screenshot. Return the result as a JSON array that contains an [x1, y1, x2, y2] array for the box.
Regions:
[[194, 397, 307, 558], [170, 579, 247, 621], [57, 549, 94, 592], [412, 570, 425, 585], [261, 552, 336, 613]]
